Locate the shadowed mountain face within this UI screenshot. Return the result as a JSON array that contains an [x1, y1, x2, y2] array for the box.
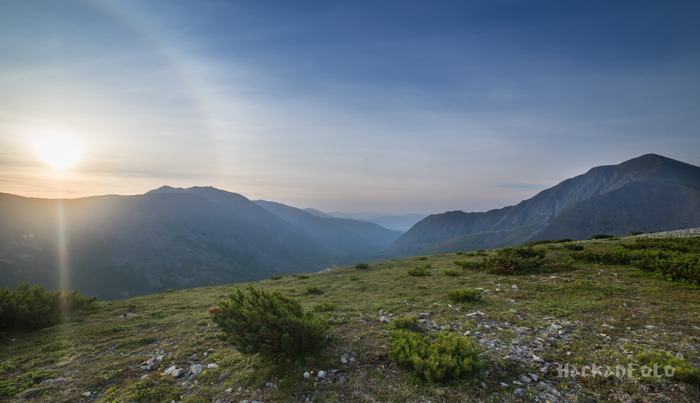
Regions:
[[385, 154, 700, 256], [253, 200, 402, 260], [0, 187, 397, 300]]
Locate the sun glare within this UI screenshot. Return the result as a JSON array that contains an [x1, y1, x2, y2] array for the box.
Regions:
[[33, 136, 82, 169]]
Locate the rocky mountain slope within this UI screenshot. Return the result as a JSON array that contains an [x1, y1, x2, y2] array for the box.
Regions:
[[385, 154, 700, 256]]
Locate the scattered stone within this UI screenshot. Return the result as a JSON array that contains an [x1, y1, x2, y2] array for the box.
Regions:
[[118, 313, 135, 318], [140, 374, 149, 380], [171, 368, 184, 378], [481, 382, 487, 388], [500, 382, 509, 387], [225, 388, 233, 394], [418, 312, 430, 318], [529, 373, 539, 382], [602, 324, 615, 329], [187, 354, 198, 361], [512, 380, 524, 386], [207, 363, 219, 369], [189, 364, 203, 375], [550, 324, 562, 330], [512, 285, 520, 290], [304, 372, 311, 379], [520, 375, 532, 383], [266, 382, 274, 387], [163, 365, 176, 376], [49, 378, 67, 384], [341, 353, 350, 363], [218, 371, 231, 380], [82, 391, 91, 397], [645, 325, 660, 330], [532, 353, 545, 363], [318, 370, 326, 379], [513, 388, 526, 396], [378, 316, 393, 324]]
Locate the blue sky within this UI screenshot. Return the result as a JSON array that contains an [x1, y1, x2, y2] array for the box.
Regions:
[[1, 0, 699, 214]]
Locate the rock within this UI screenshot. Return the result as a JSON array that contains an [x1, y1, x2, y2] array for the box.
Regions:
[[49, 378, 68, 384], [500, 382, 509, 387], [163, 365, 176, 376], [189, 364, 204, 375], [218, 371, 231, 380], [520, 375, 532, 383], [602, 324, 615, 329], [187, 354, 198, 361], [171, 368, 184, 378], [119, 313, 135, 318], [266, 382, 274, 387], [304, 372, 311, 379], [529, 373, 539, 382], [317, 370, 326, 379], [481, 382, 487, 388], [512, 380, 524, 386], [550, 324, 562, 330], [207, 363, 219, 369], [645, 325, 660, 330], [513, 388, 526, 396], [532, 353, 545, 363], [511, 285, 520, 290], [418, 312, 430, 318], [82, 391, 91, 397], [378, 316, 392, 324], [140, 374, 149, 380], [341, 353, 350, 363], [225, 388, 233, 394]]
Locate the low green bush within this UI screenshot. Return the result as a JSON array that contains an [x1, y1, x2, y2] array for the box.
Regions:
[[454, 260, 483, 270], [563, 244, 584, 251], [455, 247, 545, 275], [355, 262, 370, 270], [270, 275, 284, 280], [444, 269, 460, 277], [630, 231, 644, 235], [390, 315, 419, 331], [0, 283, 96, 331], [417, 256, 428, 260], [312, 301, 336, 312], [636, 351, 700, 385], [389, 330, 482, 383], [590, 234, 614, 240], [209, 285, 327, 360], [349, 276, 360, 281], [293, 274, 309, 279], [408, 264, 431, 277], [305, 285, 324, 295], [448, 288, 482, 302]]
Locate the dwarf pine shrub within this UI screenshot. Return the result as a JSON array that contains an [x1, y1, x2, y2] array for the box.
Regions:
[[312, 301, 336, 312], [270, 275, 284, 280], [563, 243, 584, 251], [408, 264, 431, 277], [0, 283, 96, 330], [354, 262, 370, 270], [305, 285, 324, 295], [444, 269, 460, 277], [448, 288, 482, 302], [389, 330, 482, 383], [636, 351, 700, 385], [390, 315, 419, 331], [210, 285, 327, 360]]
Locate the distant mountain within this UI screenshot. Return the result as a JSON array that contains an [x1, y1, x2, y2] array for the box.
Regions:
[[319, 211, 427, 232], [386, 154, 700, 256], [254, 200, 402, 260], [303, 208, 334, 218], [0, 187, 396, 300]]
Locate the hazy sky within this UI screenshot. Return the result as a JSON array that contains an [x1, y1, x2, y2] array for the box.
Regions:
[[1, 1, 699, 214]]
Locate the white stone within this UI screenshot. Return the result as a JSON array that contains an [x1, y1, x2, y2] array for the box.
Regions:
[[304, 372, 311, 379], [207, 363, 219, 369], [317, 370, 326, 379]]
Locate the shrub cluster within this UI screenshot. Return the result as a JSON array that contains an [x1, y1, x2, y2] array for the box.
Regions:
[[305, 285, 324, 295], [0, 283, 96, 331], [354, 262, 370, 270], [390, 315, 419, 331], [389, 329, 482, 383], [312, 301, 336, 312], [270, 275, 284, 280], [209, 285, 327, 360], [455, 247, 546, 275], [563, 243, 584, 251], [568, 238, 700, 284], [448, 288, 482, 302], [524, 238, 572, 246], [408, 264, 431, 277], [637, 351, 700, 385], [589, 233, 614, 240], [443, 269, 460, 277]]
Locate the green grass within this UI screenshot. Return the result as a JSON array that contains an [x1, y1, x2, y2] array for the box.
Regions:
[[0, 236, 699, 402]]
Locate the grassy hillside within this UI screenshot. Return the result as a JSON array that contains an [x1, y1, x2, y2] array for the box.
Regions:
[[1, 235, 699, 402]]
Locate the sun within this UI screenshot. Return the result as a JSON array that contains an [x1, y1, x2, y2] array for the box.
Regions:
[[33, 136, 83, 169]]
